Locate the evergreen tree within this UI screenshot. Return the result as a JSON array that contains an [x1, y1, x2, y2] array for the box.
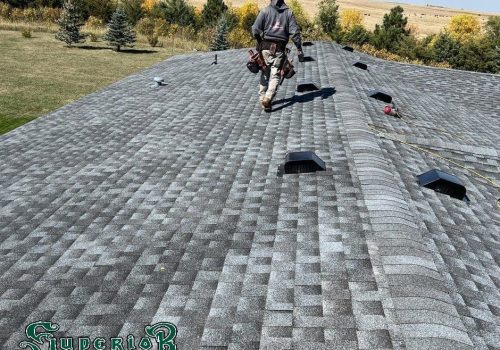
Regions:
[[342, 24, 370, 46], [55, 0, 85, 47], [153, 0, 196, 27], [372, 6, 409, 51], [433, 33, 460, 63], [485, 16, 500, 47], [103, 8, 136, 52], [122, 0, 144, 25], [316, 0, 340, 40], [81, 0, 116, 21], [210, 15, 229, 51], [201, 0, 227, 27]]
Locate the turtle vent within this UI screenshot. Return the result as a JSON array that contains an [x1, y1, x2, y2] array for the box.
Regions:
[[297, 81, 319, 92], [353, 61, 368, 70], [278, 151, 326, 176], [303, 41, 313, 46], [302, 56, 315, 62], [342, 45, 354, 52], [418, 169, 469, 201], [368, 90, 393, 104]]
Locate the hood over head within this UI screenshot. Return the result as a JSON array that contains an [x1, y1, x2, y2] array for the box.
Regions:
[[271, 0, 288, 10]]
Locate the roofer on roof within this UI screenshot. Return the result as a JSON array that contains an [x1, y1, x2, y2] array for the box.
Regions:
[[252, 0, 304, 111]]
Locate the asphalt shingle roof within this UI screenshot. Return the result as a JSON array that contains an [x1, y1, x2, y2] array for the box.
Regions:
[[1, 42, 499, 349]]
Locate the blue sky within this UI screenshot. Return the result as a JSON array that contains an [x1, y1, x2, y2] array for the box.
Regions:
[[390, 0, 500, 14]]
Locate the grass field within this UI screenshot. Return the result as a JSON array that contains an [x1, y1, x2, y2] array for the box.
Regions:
[[192, 0, 496, 36], [0, 30, 204, 135]]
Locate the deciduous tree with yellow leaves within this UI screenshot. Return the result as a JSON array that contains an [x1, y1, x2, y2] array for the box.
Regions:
[[341, 8, 363, 31], [446, 14, 481, 44], [142, 0, 157, 11]]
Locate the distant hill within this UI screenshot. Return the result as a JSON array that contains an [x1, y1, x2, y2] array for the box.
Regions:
[[189, 0, 497, 37]]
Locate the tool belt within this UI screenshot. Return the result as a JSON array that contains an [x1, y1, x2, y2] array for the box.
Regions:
[[247, 49, 267, 73], [259, 40, 287, 54]]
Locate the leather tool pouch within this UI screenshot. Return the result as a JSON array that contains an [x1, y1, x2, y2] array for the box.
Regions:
[[247, 49, 267, 73], [269, 42, 277, 56]]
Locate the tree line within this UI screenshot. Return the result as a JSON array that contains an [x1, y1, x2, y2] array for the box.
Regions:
[[2, 0, 499, 73]]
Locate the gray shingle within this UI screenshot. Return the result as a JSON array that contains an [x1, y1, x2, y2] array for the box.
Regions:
[[1, 42, 498, 350]]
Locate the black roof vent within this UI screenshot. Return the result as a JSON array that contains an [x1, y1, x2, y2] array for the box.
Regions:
[[368, 90, 393, 104], [342, 45, 354, 52], [302, 56, 315, 62], [303, 41, 313, 46], [353, 61, 368, 70], [278, 151, 326, 176], [418, 169, 469, 201], [297, 81, 319, 92]]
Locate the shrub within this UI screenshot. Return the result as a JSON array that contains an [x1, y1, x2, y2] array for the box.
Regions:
[[23, 7, 39, 22], [432, 32, 460, 62], [0, 3, 12, 19], [142, 0, 157, 12], [342, 24, 370, 45], [485, 16, 500, 46], [40, 7, 62, 23], [10, 8, 25, 22], [341, 8, 363, 31], [235, 1, 259, 31], [21, 28, 32, 37], [446, 14, 481, 44], [135, 16, 168, 46], [88, 32, 98, 41], [228, 26, 253, 48], [85, 15, 104, 29], [451, 38, 499, 73], [316, 0, 340, 40]]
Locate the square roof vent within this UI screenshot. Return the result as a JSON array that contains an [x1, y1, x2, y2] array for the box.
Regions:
[[368, 90, 393, 104], [342, 45, 354, 52], [297, 81, 319, 92], [303, 41, 313, 46], [302, 56, 315, 62], [279, 151, 326, 176], [353, 61, 368, 70], [418, 169, 469, 201]]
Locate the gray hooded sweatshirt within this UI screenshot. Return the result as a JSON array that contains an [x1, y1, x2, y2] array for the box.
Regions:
[[251, 0, 302, 51]]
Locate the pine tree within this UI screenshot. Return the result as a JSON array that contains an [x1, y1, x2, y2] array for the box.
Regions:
[[103, 8, 137, 52], [154, 0, 196, 27], [122, 0, 144, 25], [372, 6, 409, 51], [316, 0, 339, 40], [201, 0, 227, 27], [55, 0, 85, 47], [210, 15, 229, 51]]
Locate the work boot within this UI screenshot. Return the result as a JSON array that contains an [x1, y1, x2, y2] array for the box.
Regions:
[[261, 97, 272, 112]]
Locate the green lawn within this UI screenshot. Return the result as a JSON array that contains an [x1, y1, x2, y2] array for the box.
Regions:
[[0, 29, 202, 134]]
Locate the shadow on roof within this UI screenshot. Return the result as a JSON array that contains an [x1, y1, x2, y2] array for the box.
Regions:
[[272, 87, 336, 112]]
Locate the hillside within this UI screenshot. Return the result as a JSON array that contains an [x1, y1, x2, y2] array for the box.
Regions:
[[190, 0, 497, 36]]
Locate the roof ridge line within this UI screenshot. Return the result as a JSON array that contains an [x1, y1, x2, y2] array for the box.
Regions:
[[330, 43, 474, 349]]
